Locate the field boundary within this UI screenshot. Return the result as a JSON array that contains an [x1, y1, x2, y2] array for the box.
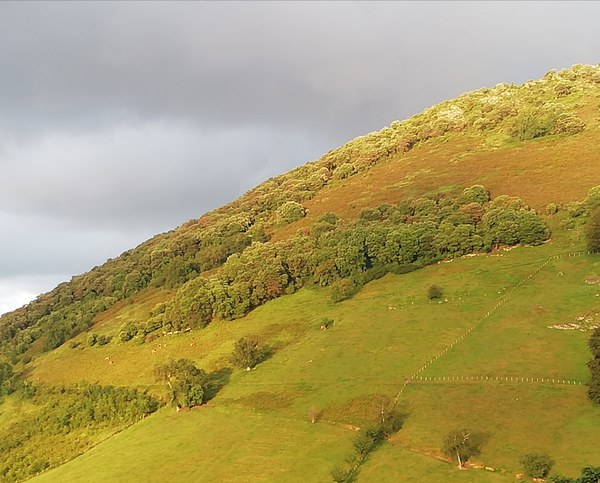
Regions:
[[392, 250, 594, 405], [410, 375, 584, 385]]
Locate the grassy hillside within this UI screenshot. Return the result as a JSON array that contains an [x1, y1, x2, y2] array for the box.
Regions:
[[24, 233, 600, 481], [1, 64, 600, 482]]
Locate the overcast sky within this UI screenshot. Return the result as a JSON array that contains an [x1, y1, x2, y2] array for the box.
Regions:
[[0, 1, 599, 315]]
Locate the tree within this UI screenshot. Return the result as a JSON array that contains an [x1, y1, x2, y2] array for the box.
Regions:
[[585, 209, 600, 253], [521, 452, 554, 478], [154, 359, 208, 409], [461, 185, 490, 205], [442, 428, 481, 469], [230, 336, 264, 370], [588, 328, 600, 404], [549, 465, 600, 483], [0, 362, 14, 396]]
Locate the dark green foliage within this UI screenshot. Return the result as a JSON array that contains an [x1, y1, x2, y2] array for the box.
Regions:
[[330, 405, 406, 481], [590, 328, 600, 359], [546, 202, 559, 215], [0, 383, 158, 481], [118, 321, 139, 342], [379, 408, 406, 436], [0, 362, 14, 396], [154, 359, 208, 409], [330, 465, 352, 483], [549, 466, 600, 483], [520, 452, 554, 478], [96, 334, 111, 346], [461, 185, 490, 205], [353, 428, 379, 456], [277, 201, 306, 225], [331, 278, 361, 303], [231, 337, 265, 370], [588, 328, 600, 404], [441, 428, 483, 468], [428, 285, 443, 300], [585, 209, 600, 253], [510, 105, 585, 141]]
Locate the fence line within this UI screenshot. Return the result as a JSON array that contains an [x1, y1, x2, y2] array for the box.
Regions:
[[410, 375, 584, 385], [392, 250, 593, 405]]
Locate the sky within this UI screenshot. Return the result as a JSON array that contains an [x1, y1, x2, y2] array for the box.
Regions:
[[1, 1, 599, 315]]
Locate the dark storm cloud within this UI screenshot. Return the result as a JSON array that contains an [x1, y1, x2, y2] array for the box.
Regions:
[[1, 1, 599, 313]]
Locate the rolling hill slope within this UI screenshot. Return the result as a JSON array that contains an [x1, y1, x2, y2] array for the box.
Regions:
[[1, 64, 600, 482]]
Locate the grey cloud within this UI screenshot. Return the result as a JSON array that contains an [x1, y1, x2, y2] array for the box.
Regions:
[[2, 2, 598, 140], [0, 122, 331, 229]]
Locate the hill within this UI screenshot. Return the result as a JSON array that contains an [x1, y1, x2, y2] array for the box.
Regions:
[[1, 64, 600, 482]]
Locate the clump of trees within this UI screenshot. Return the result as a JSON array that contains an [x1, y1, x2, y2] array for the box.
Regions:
[[585, 208, 600, 253], [154, 187, 550, 332], [154, 358, 209, 409], [330, 408, 405, 482], [520, 452, 554, 479], [549, 466, 600, 483], [0, 362, 14, 396], [0, 382, 158, 481]]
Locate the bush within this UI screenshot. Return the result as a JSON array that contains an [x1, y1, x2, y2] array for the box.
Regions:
[[277, 201, 306, 225], [520, 452, 554, 478], [546, 202, 559, 215], [428, 284, 443, 300], [585, 209, 600, 253], [331, 278, 361, 303], [96, 335, 111, 346], [231, 337, 264, 370]]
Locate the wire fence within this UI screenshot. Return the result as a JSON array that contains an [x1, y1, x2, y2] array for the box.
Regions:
[[392, 250, 594, 405], [410, 375, 584, 385]]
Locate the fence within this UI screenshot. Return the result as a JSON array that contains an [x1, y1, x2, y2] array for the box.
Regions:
[[392, 250, 594, 405]]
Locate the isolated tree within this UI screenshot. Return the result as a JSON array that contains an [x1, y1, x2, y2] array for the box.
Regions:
[[154, 358, 207, 409], [442, 428, 481, 469], [585, 209, 600, 253], [521, 452, 554, 478], [231, 336, 264, 370]]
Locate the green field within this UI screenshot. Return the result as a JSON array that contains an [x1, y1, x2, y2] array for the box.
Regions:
[[27, 239, 600, 482]]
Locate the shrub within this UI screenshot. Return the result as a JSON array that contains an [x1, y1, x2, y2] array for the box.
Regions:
[[96, 335, 111, 346], [585, 209, 600, 253], [231, 336, 264, 370], [546, 203, 559, 215], [277, 201, 306, 225], [333, 162, 355, 180], [428, 284, 443, 300], [520, 452, 554, 478], [331, 278, 360, 303]]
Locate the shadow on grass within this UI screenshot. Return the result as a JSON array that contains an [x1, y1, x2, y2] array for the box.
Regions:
[[204, 367, 233, 402]]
